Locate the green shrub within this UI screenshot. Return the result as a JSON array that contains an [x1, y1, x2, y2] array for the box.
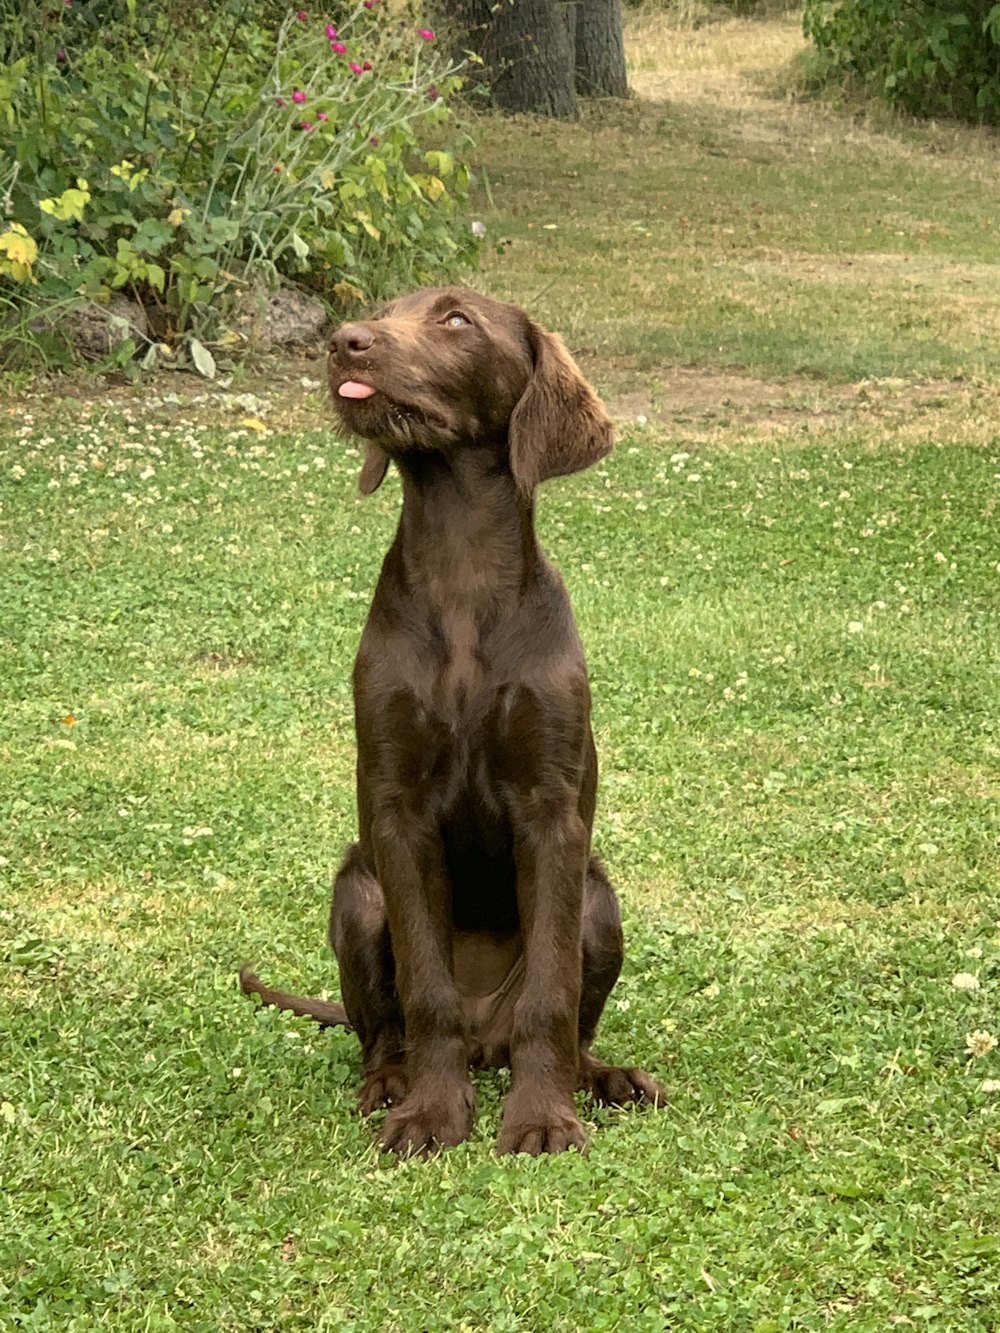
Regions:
[[0, 2, 479, 362], [802, 0, 1000, 122]]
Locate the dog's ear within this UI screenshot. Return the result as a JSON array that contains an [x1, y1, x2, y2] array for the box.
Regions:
[[358, 444, 390, 495], [508, 320, 614, 497]]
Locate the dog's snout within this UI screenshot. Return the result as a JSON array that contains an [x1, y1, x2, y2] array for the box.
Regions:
[[332, 323, 375, 357]]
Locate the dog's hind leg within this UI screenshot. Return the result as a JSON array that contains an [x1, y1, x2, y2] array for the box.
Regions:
[[577, 857, 666, 1108], [329, 842, 409, 1115]]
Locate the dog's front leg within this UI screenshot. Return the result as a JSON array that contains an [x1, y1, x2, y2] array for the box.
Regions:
[[500, 802, 589, 1155], [371, 806, 475, 1155]]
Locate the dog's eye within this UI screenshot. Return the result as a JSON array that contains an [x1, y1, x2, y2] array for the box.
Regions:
[[442, 311, 470, 328]]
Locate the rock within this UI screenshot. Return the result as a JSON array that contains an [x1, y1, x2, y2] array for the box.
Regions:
[[233, 284, 330, 348], [59, 295, 149, 360]]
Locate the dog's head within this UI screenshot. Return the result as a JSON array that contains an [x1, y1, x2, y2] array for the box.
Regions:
[[328, 287, 613, 496]]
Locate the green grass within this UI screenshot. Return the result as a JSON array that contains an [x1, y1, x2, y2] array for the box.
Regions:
[[2, 398, 999, 1331], [4, 13, 1000, 1331], [472, 15, 1000, 388]]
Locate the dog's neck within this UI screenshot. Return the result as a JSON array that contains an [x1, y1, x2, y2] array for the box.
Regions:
[[392, 449, 538, 618]]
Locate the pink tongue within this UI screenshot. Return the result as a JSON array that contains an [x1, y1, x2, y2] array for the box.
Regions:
[[338, 380, 376, 399]]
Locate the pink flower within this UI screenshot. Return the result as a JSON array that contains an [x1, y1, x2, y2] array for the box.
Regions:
[[298, 121, 314, 131], [275, 96, 287, 106], [418, 28, 435, 40], [349, 62, 363, 74], [56, 49, 67, 62], [330, 40, 347, 53], [296, 9, 307, 18], [427, 84, 439, 101], [292, 89, 307, 104], [316, 111, 328, 121], [364, 0, 375, 8], [325, 24, 337, 39], [362, 60, 372, 71], [370, 136, 380, 146]]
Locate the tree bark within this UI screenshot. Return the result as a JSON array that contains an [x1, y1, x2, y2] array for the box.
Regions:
[[574, 0, 629, 99], [454, 0, 579, 119]]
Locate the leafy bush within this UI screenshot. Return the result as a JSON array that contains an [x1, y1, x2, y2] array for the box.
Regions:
[[0, 1, 479, 362], [802, 0, 1000, 122]]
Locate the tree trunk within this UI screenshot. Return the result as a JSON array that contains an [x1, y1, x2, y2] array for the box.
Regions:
[[574, 0, 629, 99], [454, 0, 579, 119]]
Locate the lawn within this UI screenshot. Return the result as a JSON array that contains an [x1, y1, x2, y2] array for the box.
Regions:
[[2, 13, 1000, 1333]]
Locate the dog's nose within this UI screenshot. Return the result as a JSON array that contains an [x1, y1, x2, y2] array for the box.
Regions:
[[332, 323, 375, 356]]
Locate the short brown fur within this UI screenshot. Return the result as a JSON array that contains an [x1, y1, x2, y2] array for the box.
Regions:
[[241, 287, 664, 1155]]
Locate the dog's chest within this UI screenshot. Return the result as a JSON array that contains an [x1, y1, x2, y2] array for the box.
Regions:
[[401, 614, 520, 804], [432, 610, 485, 720]]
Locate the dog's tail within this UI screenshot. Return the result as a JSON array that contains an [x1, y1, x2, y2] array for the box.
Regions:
[[239, 964, 353, 1030]]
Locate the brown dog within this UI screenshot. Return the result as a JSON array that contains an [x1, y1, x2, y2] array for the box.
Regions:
[[241, 287, 664, 1155]]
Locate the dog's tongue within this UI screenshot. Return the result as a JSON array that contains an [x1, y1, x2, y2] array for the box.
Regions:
[[338, 380, 376, 399]]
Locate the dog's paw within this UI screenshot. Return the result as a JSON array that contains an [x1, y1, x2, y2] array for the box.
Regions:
[[357, 1063, 408, 1115], [580, 1059, 666, 1109], [379, 1081, 475, 1156], [498, 1097, 587, 1156]]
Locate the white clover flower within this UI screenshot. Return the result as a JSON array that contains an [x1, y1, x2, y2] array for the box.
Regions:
[[966, 1030, 997, 1058], [952, 972, 981, 992]]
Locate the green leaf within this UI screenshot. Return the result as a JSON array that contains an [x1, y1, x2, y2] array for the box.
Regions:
[[189, 337, 216, 380]]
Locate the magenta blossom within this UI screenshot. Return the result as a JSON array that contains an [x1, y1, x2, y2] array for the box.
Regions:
[[349, 61, 363, 74], [330, 40, 347, 53], [292, 89, 307, 104], [56, 49, 67, 62], [370, 136, 380, 147], [275, 96, 287, 106], [316, 111, 329, 122], [297, 121, 314, 131], [296, 9, 307, 18], [325, 24, 337, 39], [362, 60, 373, 71], [418, 28, 435, 40], [427, 84, 439, 101], [363, 0, 375, 8]]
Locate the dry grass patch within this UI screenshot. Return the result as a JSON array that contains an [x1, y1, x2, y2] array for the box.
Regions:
[[603, 368, 1000, 447], [627, 12, 808, 105], [471, 11, 1000, 398]]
